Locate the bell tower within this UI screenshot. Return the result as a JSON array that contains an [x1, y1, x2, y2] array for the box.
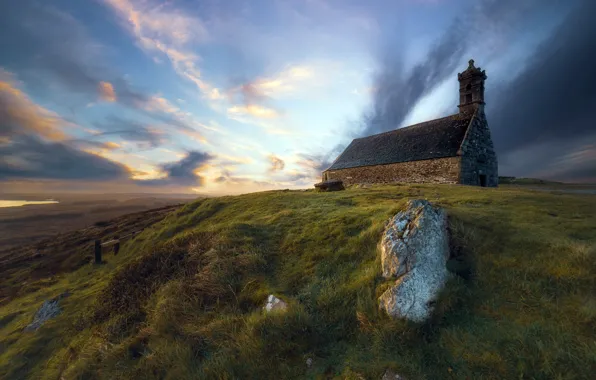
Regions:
[[458, 59, 487, 115]]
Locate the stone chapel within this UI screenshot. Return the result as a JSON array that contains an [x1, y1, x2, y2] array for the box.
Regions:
[[322, 59, 498, 187]]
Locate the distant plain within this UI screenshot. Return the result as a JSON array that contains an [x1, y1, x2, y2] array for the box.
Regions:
[[0, 193, 199, 255]]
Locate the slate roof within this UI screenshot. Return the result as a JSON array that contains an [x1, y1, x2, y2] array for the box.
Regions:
[[326, 113, 473, 171]]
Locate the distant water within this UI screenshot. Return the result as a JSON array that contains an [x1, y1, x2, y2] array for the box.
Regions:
[[0, 200, 59, 208]]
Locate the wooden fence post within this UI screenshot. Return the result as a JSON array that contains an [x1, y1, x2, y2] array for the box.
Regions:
[[113, 235, 120, 255], [94, 239, 102, 264]]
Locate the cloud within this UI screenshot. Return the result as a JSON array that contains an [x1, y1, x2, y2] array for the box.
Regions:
[[0, 73, 69, 141], [0, 135, 130, 180], [93, 116, 167, 149], [537, 144, 596, 183], [98, 81, 117, 102], [70, 139, 123, 152], [136, 150, 215, 187], [209, 169, 278, 191], [232, 65, 316, 100], [142, 95, 206, 142], [222, 66, 317, 126], [489, 0, 596, 153], [0, 0, 202, 138], [267, 155, 285, 172], [228, 105, 280, 119], [358, 0, 556, 137], [225, 64, 322, 111], [486, 0, 596, 182], [498, 136, 596, 183], [0, 2, 149, 108], [0, 72, 132, 181], [103, 141, 122, 150], [103, 0, 220, 99], [222, 64, 317, 123], [296, 144, 346, 179], [104, 0, 208, 44]]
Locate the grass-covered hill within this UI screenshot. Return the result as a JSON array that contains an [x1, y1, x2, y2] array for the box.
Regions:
[[1, 184, 595, 379]]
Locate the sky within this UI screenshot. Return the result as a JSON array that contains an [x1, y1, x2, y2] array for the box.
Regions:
[[0, 0, 594, 195]]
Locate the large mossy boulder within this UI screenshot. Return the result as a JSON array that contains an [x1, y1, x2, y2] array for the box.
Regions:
[[378, 199, 451, 322]]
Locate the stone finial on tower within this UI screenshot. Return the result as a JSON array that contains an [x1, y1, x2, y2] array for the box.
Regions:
[[458, 59, 487, 115]]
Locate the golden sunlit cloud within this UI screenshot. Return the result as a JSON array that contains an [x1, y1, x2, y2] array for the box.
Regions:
[[267, 154, 285, 172], [130, 165, 167, 180], [228, 104, 279, 119], [98, 81, 117, 102], [218, 153, 254, 165], [192, 163, 212, 177], [103, 141, 121, 150], [81, 145, 163, 181], [0, 76, 69, 141], [240, 65, 315, 98], [183, 129, 207, 143], [144, 95, 180, 114]]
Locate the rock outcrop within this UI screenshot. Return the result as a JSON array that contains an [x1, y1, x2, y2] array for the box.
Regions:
[[378, 199, 450, 322], [314, 179, 345, 192]]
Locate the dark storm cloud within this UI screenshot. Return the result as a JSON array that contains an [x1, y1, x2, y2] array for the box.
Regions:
[[475, 0, 596, 182], [555, 165, 596, 183], [137, 151, 215, 187], [488, 0, 596, 154], [94, 116, 166, 150], [359, 0, 556, 137], [0, 135, 129, 180]]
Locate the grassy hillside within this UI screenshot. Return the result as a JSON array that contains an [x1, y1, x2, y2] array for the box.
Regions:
[[497, 176, 563, 185], [1, 184, 595, 379]]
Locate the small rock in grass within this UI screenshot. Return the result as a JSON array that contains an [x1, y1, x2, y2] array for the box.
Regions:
[[24, 292, 71, 332], [382, 369, 407, 380], [263, 294, 287, 313]]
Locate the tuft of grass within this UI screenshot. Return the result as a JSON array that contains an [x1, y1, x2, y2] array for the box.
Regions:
[[1, 184, 595, 379]]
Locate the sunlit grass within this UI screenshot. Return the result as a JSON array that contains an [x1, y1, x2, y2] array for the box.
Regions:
[[1, 184, 595, 379]]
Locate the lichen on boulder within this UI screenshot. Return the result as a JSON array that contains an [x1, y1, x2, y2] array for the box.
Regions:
[[379, 199, 451, 322]]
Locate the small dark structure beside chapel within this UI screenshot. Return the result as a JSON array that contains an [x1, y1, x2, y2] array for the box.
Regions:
[[323, 60, 498, 187], [314, 179, 345, 192]]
